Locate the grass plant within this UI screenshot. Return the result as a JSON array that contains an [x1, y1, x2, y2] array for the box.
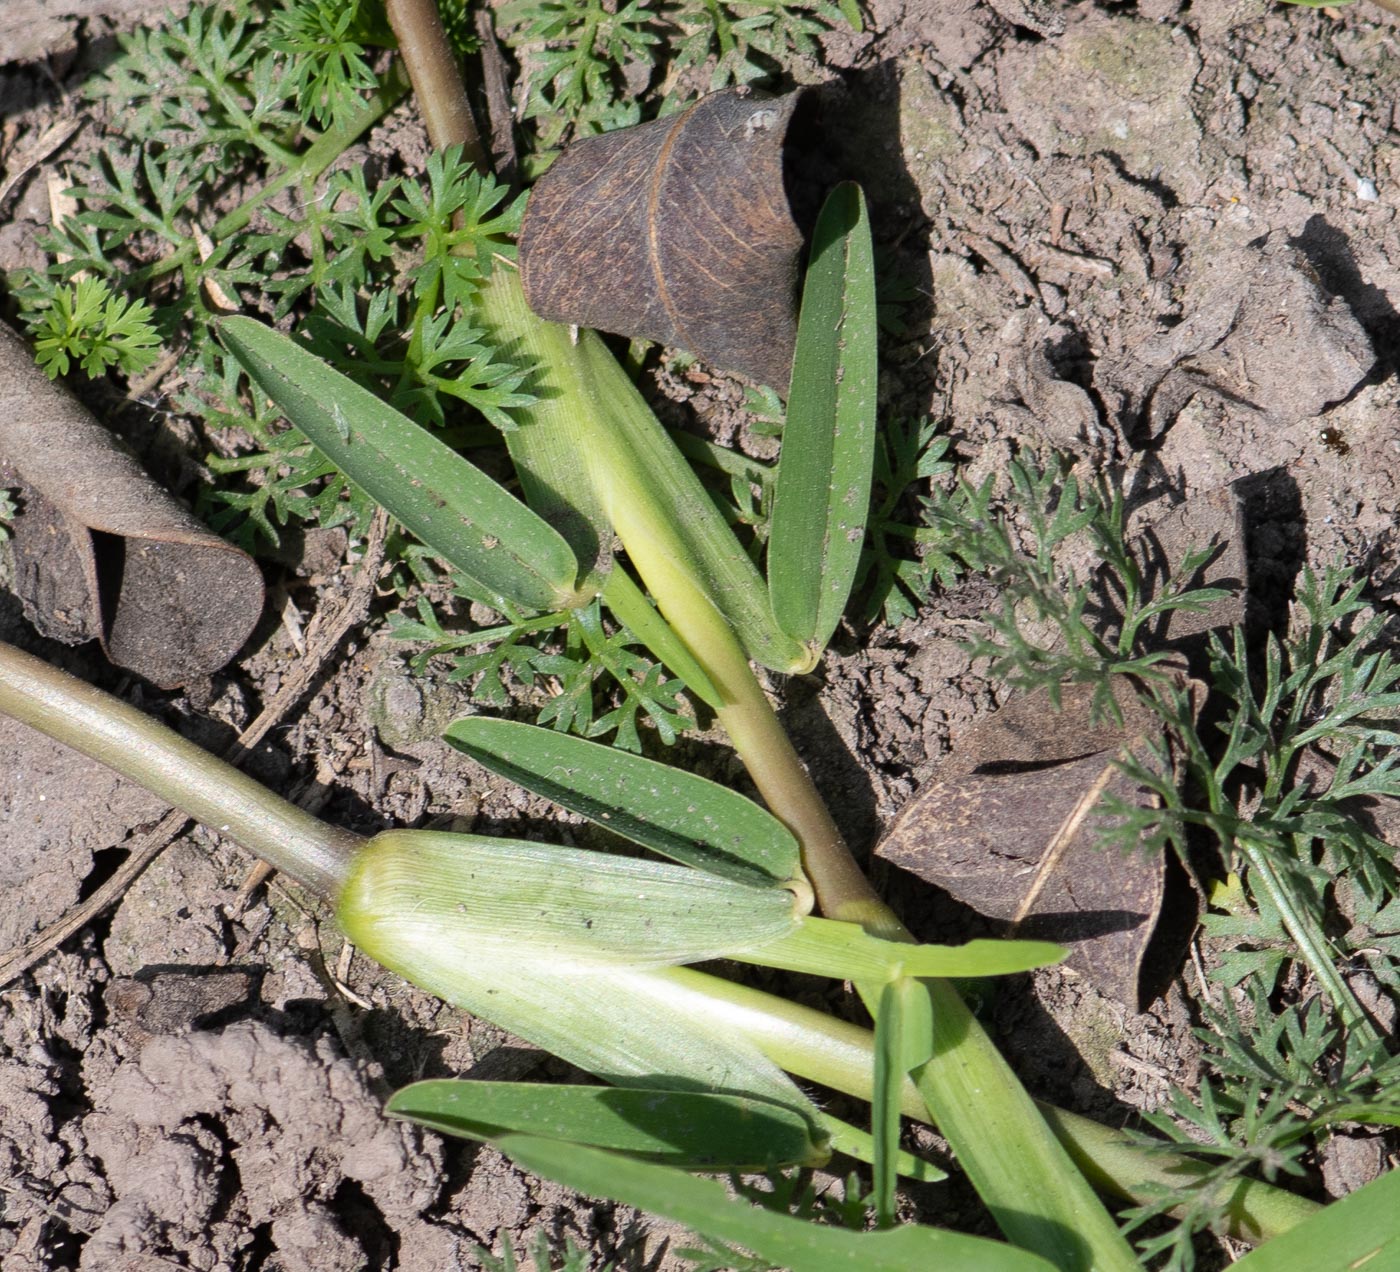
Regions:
[[0, 1, 1396, 1269]]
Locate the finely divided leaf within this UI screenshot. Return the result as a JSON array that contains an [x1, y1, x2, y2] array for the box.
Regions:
[[219, 316, 583, 611], [769, 182, 878, 655], [444, 716, 802, 887], [387, 1082, 825, 1170]]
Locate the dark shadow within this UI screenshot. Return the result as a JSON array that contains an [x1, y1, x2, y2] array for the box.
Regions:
[[1289, 214, 1400, 386], [1140, 849, 1202, 1007], [776, 669, 883, 858], [105, 963, 265, 1034], [791, 63, 938, 419], [1018, 908, 1152, 943], [1231, 464, 1306, 639]]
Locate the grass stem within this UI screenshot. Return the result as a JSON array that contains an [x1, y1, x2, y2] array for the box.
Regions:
[[659, 966, 1322, 1247], [0, 642, 360, 899]]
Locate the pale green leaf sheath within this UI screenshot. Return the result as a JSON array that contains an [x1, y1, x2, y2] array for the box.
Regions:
[[339, 830, 816, 1115], [473, 266, 811, 674]]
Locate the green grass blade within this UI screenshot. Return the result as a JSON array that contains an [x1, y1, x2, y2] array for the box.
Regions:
[[1228, 1168, 1400, 1270], [443, 717, 803, 887], [497, 1135, 1059, 1272], [386, 1082, 825, 1169], [737, 917, 1064, 981], [218, 315, 583, 611], [873, 978, 935, 1226], [910, 979, 1142, 1271], [818, 1113, 946, 1184], [768, 182, 878, 655]]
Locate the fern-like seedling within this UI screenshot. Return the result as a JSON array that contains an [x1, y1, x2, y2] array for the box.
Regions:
[[30, 278, 161, 380]]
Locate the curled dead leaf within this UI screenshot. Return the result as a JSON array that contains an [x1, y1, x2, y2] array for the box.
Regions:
[[0, 321, 264, 687], [877, 674, 1197, 1010], [877, 485, 1253, 1008], [520, 87, 805, 389]]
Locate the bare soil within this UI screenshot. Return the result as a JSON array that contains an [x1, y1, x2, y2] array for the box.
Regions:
[[2, 1, 1399, 1268]]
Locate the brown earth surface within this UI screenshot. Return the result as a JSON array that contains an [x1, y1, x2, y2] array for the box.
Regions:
[[2, 0, 1399, 1268]]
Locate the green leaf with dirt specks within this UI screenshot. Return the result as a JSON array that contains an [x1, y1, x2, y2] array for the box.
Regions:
[[443, 715, 801, 887], [386, 1082, 825, 1169], [219, 316, 582, 611], [768, 182, 878, 656]]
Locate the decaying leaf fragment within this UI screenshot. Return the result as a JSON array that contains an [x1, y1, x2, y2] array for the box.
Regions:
[[0, 321, 263, 687], [877, 674, 1196, 1010], [519, 87, 805, 389], [878, 487, 1250, 1009]]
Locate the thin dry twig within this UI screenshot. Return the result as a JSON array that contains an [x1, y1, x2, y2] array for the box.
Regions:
[[474, 6, 518, 183], [0, 117, 80, 212]]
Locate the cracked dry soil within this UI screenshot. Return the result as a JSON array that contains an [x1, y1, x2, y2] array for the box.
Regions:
[[2, 0, 1399, 1268]]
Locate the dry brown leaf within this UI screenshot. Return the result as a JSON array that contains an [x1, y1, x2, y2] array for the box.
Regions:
[[0, 321, 264, 687], [877, 486, 1251, 1008], [519, 86, 805, 389], [877, 675, 1195, 1009]]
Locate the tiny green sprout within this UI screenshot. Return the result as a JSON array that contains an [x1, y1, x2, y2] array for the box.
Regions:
[[30, 277, 161, 380]]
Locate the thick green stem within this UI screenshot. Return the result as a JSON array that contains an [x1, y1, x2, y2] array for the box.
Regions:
[[607, 490, 895, 930], [659, 966, 1322, 1247], [0, 643, 360, 899], [1240, 837, 1380, 1050]]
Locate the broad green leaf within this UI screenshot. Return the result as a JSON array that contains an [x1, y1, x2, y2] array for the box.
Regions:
[[218, 315, 583, 611], [1230, 1168, 1400, 1271], [340, 829, 797, 970], [443, 717, 802, 887], [737, 916, 1064, 981], [498, 1135, 1059, 1272], [873, 978, 935, 1226], [340, 852, 814, 1114], [907, 979, 1141, 1270], [386, 1081, 825, 1169], [768, 182, 878, 656], [475, 268, 811, 673]]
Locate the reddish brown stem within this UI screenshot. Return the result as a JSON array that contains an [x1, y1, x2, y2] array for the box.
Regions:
[[383, 0, 489, 164]]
